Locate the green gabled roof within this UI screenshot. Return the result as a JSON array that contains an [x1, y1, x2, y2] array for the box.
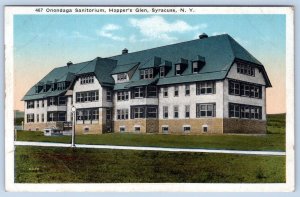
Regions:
[[23, 57, 117, 100], [157, 71, 227, 85], [23, 34, 272, 100], [109, 34, 271, 88], [111, 62, 139, 74], [113, 82, 130, 91]]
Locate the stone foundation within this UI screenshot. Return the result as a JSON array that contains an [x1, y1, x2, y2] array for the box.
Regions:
[[24, 118, 266, 134], [113, 119, 159, 133], [158, 118, 223, 134], [223, 118, 266, 134]]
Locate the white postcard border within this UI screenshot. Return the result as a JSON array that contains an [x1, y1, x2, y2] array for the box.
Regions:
[[4, 6, 295, 192]]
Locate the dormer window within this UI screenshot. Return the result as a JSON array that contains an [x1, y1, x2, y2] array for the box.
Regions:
[[117, 73, 127, 81], [57, 82, 65, 90], [160, 67, 165, 77], [237, 62, 255, 77], [193, 61, 200, 73], [42, 84, 47, 92], [81, 75, 94, 84], [176, 64, 181, 75], [51, 83, 56, 91], [140, 69, 153, 80]]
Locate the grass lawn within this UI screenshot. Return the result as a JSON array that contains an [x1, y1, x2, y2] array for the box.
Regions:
[[16, 131, 285, 151], [15, 146, 285, 183]]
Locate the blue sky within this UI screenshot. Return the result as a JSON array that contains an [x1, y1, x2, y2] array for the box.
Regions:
[[14, 14, 286, 113]]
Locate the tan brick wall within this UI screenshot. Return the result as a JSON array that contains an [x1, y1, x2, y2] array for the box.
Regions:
[[158, 118, 223, 134], [114, 119, 147, 133], [75, 123, 103, 134], [24, 122, 64, 131], [223, 118, 266, 134], [146, 119, 159, 133]]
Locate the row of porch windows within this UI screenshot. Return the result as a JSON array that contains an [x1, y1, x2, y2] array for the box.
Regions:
[[229, 80, 262, 99], [26, 112, 65, 123], [27, 97, 67, 109]]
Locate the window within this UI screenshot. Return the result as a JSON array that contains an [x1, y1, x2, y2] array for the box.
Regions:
[[117, 91, 129, 101], [105, 108, 111, 120], [193, 61, 200, 73], [76, 92, 84, 102], [130, 106, 156, 119], [237, 62, 255, 77], [106, 91, 112, 102], [76, 109, 99, 123], [174, 106, 179, 119], [49, 97, 56, 106], [141, 69, 153, 79], [196, 81, 215, 95], [229, 81, 240, 95], [36, 100, 39, 108], [76, 91, 99, 103], [117, 109, 129, 120], [84, 110, 91, 121], [162, 126, 169, 133], [176, 64, 181, 75], [81, 76, 94, 84], [229, 103, 240, 118], [58, 97, 66, 105], [77, 110, 83, 121], [58, 112, 66, 121], [147, 107, 158, 118], [84, 127, 89, 133], [160, 67, 165, 77], [27, 114, 34, 123], [48, 112, 56, 122], [119, 127, 126, 132], [91, 91, 99, 101], [163, 87, 168, 97], [185, 85, 190, 96], [196, 103, 216, 118], [27, 101, 34, 109], [57, 82, 66, 90], [134, 126, 141, 132], [147, 86, 157, 97], [183, 126, 191, 132], [163, 106, 168, 119], [51, 83, 56, 91], [140, 70, 145, 79], [133, 87, 144, 98], [42, 100, 44, 107], [132, 107, 145, 119], [174, 86, 179, 97], [202, 125, 208, 132], [229, 80, 262, 99], [41, 114, 44, 122], [185, 105, 190, 118], [36, 114, 39, 122], [117, 73, 127, 81], [42, 84, 48, 92], [92, 109, 99, 121], [229, 103, 262, 120]]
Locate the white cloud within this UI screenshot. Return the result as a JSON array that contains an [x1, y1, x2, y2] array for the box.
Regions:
[[129, 16, 206, 41], [97, 24, 125, 41], [71, 31, 93, 40]]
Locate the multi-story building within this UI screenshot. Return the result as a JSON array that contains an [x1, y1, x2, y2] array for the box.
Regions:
[[22, 34, 271, 134]]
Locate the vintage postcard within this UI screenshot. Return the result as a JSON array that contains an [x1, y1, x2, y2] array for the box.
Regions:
[[5, 6, 294, 192]]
